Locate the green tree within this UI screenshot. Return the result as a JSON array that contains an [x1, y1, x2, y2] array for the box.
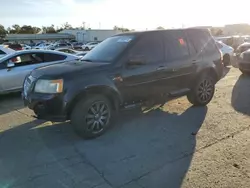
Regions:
[[62, 22, 72, 30], [18, 25, 34, 34], [42, 25, 56, 33], [11, 24, 21, 33], [0, 25, 7, 37], [113, 25, 129, 32]]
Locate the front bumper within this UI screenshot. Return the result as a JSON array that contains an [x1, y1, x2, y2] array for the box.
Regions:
[[22, 92, 68, 122]]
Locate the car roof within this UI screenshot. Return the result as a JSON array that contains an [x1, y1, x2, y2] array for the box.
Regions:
[[115, 28, 210, 37]]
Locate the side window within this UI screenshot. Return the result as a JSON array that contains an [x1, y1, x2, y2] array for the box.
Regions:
[[0, 50, 6, 55], [128, 34, 164, 64], [9, 53, 44, 67], [44, 53, 66, 62], [164, 31, 190, 61], [186, 29, 217, 55]]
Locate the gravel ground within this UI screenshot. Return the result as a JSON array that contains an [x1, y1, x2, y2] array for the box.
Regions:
[[0, 67, 249, 188]]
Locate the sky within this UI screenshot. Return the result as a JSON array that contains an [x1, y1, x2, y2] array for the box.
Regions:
[[1, 0, 250, 30]]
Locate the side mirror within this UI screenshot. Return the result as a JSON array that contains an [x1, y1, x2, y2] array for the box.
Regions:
[[7, 60, 15, 68]]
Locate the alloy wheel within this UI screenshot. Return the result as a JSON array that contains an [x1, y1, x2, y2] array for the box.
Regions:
[[85, 101, 110, 134], [197, 79, 213, 103]]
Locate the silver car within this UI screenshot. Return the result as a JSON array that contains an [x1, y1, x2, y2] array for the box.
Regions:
[[0, 50, 78, 94]]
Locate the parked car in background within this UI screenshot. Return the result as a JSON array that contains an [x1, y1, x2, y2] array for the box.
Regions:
[[48, 43, 72, 50], [237, 49, 250, 75], [82, 42, 99, 51], [216, 41, 234, 66], [23, 28, 223, 139], [71, 42, 83, 50], [33, 43, 51, 50], [21, 44, 32, 50], [55, 48, 88, 57], [0, 45, 15, 58], [235, 42, 250, 55], [0, 50, 78, 94], [7, 43, 23, 51]]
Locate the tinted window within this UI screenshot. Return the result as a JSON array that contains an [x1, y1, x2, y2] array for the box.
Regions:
[[186, 29, 217, 55], [44, 53, 66, 62], [128, 34, 164, 64], [0, 50, 5, 55], [8, 53, 44, 67], [164, 31, 189, 61], [82, 35, 135, 62]]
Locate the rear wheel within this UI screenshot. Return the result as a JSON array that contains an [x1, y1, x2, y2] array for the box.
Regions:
[[187, 74, 215, 106], [70, 95, 112, 139]]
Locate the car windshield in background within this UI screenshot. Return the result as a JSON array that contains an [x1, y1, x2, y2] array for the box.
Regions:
[[81, 35, 135, 62]]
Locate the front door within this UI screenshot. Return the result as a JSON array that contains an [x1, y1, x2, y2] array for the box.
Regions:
[[117, 33, 166, 103]]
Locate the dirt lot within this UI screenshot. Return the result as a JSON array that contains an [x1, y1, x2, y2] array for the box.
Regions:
[[0, 67, 250, 188]]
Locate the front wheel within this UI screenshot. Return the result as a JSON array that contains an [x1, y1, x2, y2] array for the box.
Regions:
[[187, 75, 215, 106], [70, 95, 112, 139]]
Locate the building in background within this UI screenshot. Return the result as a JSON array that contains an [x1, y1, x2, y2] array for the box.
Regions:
[[60, 29, 123, 43], [5, 33, 74, 43]]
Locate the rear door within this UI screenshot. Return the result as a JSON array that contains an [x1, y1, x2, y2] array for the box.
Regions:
[[119, 33, 166, 102], [161, 30, 198, 93]]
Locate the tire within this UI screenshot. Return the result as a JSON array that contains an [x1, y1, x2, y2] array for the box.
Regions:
[[85, 47, 89, 51], [223, 54, 230, 67], [70, 95, 112, 139], [187, 74, 215, 106]]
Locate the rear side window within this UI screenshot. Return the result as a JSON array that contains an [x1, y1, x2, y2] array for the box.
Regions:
[[0, 50, 5, 55], [164, 31, 190, 61], [128, 34, 164, 64], [44, 53, 66, 62], [186, 29, 218, 55]]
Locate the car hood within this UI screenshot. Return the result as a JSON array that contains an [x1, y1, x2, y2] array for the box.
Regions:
[[31, 60, 110, 78]]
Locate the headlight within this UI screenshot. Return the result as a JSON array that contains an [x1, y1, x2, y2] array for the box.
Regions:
[[34, 79, 63, 93], [240, 53, 244, 59]]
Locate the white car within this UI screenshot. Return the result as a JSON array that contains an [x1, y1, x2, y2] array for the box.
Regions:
[[21, 44, 32, 50], [0, 50, 79, 94], [33, 43, 51, 50], [216, 41, 234, 66], [0, 45, 15, 58], [82, 42, 99, 51]]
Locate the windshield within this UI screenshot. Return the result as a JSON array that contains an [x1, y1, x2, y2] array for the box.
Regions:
[[81, 35, 135, 62]]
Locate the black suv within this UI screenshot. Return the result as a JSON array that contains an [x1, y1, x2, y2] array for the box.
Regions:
[[23, 29, 223, 139]]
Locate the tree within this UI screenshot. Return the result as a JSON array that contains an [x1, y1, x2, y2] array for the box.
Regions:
[[62, 22, 72, 30], [32, 27, 41, 34], [11, 24, 21, 33], [156, 26, 165, 30], [0, 25, 7, 37], [113, 25, 130, 32], [18, 25, 34, 34], [42, 25, 56, 33]]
